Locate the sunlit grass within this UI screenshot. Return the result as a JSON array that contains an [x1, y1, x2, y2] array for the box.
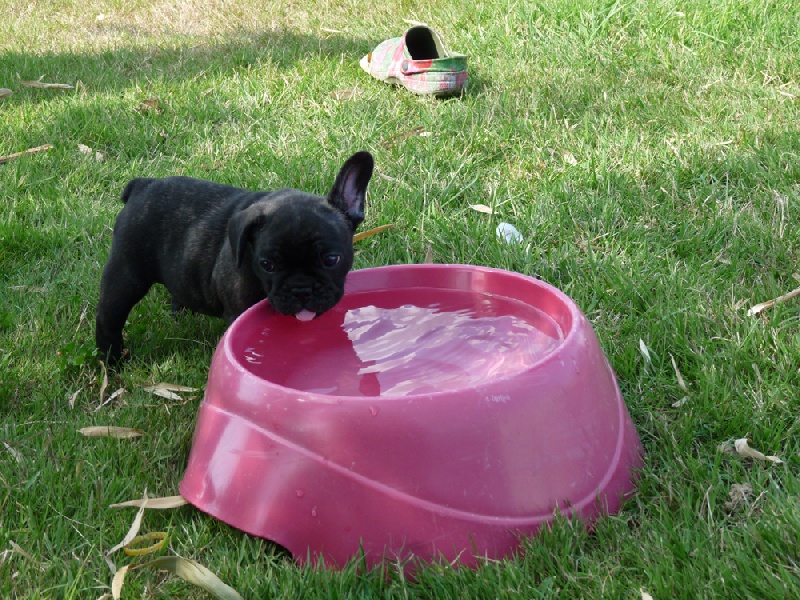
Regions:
[[2, 0, 799, 597]]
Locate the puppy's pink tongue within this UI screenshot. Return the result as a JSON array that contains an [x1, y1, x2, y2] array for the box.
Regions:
[[294, 309, 316, 322]]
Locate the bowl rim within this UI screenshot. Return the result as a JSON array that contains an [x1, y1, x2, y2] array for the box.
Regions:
[[222, 264, 585, 402]]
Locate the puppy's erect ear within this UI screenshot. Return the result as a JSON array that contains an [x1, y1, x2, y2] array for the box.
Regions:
[[228, 206, 266, 268], [327, 151, 374, 230]]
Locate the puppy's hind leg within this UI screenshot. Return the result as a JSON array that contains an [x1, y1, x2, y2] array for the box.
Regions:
[[96, 260, 153, 365]]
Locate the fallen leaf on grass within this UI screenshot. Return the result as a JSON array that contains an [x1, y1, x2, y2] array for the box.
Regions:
[[0, 144, 53, 164], [95, 387, 126, 411], [142, 382, 198, 401], [3, 441, 24, 463], [329, 88, 363, 101], [98, 360, 109, 404], [8, 541, 45, 571], [381, 126, 430, 148], [734, 438, 783, 464], [469, 203, 494, 214], [79, 426, 144, 439], [21, 78, 74, 89], [669, 354, 688, 391], [640, 590, 654, 600], [0, 88, 12, 98], [110, 495, 188, 509], [112, 556, 243, 600], [353, 224, 394, 243], [106, 491, 148, 570], [671, 396, 689, 408], [137, 98, 162, 113], [67, 389, 81, 409], [638, 339, 652, 363], [9, 285, 47, 292], [376, 172, 413, 191], [747, 284, 800, 316], [143, 382, 198, 393]]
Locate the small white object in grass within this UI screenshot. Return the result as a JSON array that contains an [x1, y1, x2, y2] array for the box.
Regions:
[[638, 339, 651, 363], [734, 438, 783, 464], [295, 310, 316, 322], [496, 222, 523, 244]]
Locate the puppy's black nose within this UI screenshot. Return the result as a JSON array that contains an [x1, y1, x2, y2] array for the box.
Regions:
[[291, 286, 312, 301]]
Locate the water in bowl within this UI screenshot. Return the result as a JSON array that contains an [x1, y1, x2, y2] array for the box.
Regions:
[[239, 288, 563, 397]]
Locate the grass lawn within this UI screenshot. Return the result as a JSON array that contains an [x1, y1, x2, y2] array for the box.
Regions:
[[2, 0, 799, 597]]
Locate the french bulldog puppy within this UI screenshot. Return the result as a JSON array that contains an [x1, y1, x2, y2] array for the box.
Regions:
[[96, 151, 374, 364]]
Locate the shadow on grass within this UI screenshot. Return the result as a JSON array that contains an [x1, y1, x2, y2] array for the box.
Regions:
[[0, 27, 372, 103]]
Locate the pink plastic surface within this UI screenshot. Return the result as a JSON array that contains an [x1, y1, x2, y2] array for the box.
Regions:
[[180, 264, 643, 570]]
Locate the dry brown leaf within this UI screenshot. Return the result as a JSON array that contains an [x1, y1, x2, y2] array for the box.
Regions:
[[671, 396, 689, 408], [152, 388, 183, 400], [638, 339, 651, 363], [0, 88, 12, 98], [469, 203, 494, 214], [329, 88, 363, 101], [353, 224, 394, 243], [137, 98, 162, 113], [111, 564, 131, 598], [98, 361, 109, 404], [143, 382, 198, 401], [0, 144, 53, 164], [112, 556, 243, 600], [734, 438, 783, 464], [9, 284, 47, 292], [107, 492, 148, 562], [747, 284, 800, 316], [110, 495, 188, 510], [376, 172, 413, 191], [381, 126, 428, 148], [95, 387, 125, 411], [20, 79, 74, 89], [67, 389, 81, 409], [9, 541, 45, 571], [669, 354, 688, 391], [79, 426, 143, 439], [3, 441, 24, 463], [143, 382, 198, 393]]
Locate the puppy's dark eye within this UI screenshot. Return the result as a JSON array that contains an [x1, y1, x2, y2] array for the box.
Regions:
[[260, 259, 276, 273], [322, 253, 341, 268]]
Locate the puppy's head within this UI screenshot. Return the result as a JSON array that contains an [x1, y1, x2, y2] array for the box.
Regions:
[[228, 151, 373, 318]]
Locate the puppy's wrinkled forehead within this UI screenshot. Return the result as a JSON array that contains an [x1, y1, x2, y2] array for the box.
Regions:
[[266, 192, 351, 236], [250, 192, 354, 259]]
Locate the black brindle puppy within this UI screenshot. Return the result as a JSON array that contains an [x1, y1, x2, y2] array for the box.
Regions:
[[96, 151, 374, 364]]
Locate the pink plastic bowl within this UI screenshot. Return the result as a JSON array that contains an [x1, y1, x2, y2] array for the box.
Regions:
[[180, 264, 642, 570]]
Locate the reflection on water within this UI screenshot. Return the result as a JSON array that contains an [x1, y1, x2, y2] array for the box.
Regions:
[[241, 290, 563, 398], [342, 305, 558, 396]]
